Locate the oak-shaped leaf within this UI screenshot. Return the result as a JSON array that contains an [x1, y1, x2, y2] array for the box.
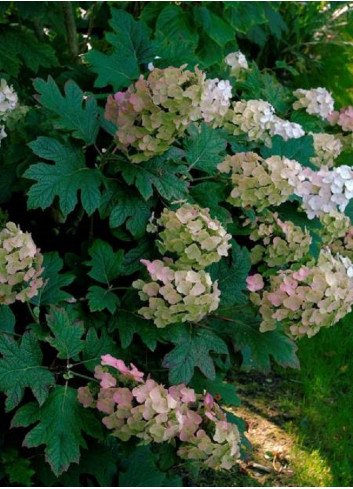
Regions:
[[0, 332, 55, 411], [25, 137, 101, 217], [11, 386, 103, 477]]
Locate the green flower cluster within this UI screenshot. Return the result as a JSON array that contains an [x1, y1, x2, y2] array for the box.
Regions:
[[105, 66, 204, 163], [133, 203, 232, 327], [133, 259, 220, 328], [0, 222, 44, 305], [218, 152, 302, 212], [156, 204, 232, 269], [249, 213, 312, 267]]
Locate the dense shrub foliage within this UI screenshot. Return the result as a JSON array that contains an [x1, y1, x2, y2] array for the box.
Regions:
[[2, 2, 353, 486]]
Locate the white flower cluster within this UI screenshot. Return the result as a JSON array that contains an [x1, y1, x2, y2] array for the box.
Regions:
[[0, 79, 19, 145], [310, 132, 342, 168], [228, 99, 304, 145], [293, 87, 334, 119], [225, 51, 249, 77], [200, 78, 232, 127], [296, 165, 353, 219]]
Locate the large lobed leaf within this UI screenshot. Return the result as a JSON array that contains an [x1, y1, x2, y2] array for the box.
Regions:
[[33, 78, 99, 145], [12, 386, 103, 477], [0, 333, 55, 411], [86, 9, 154, 90], [25, 137, 101, 217]]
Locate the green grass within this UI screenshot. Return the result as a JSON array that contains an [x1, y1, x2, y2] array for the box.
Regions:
[[282, 311, 353, 486]]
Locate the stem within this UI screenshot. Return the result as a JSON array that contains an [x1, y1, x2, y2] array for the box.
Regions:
[[62, 3, 79, 60], [70, 370, 98, 383], [0, 329, 21, 337], [109, 286, 133, 292], [27, 302, 39, 324]]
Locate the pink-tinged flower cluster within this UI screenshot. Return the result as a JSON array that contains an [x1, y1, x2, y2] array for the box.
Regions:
[[105, 66, 204, 163], [156, 204, 231, 270], [226, 99, 304, 145], [78, 356, 241, 471], [250, 249, 353, 339], [248, 213, 311, 268], [310, 132, 342, 168], [0, 222, 44, 305], [133, 259, 220, 328], [218, 152, 303, 212], [328, 106, 353, 132], [105, 66, 232, 162], [295, 165, 353, 219], [293, 87, 335, 120]]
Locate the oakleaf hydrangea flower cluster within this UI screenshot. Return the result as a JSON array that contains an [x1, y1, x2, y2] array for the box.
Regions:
[[319, 211, 353, 260], [248, 213, 311, 268], [200, 78, 232, 127], [249, 249, 353, 339], [227, 99, 304, 145], [134, 204, 230, 327], [0, 79, 19, 145], [293, 87, 335, 119], [133, 259, 220, 328], [0, 222, 44, 304], [156, 204, 232, 269], [218, 152, 303, 212], [296, 165, 353, 219], [310, 132, 342, 168], [78, 355, 241, 471], [328, 106, 353, 132], [105, 66, 232, 162], [225, 51, 249, 77]]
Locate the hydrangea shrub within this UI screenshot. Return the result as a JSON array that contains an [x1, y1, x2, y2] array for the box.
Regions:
[[2, 2, 353, 486]]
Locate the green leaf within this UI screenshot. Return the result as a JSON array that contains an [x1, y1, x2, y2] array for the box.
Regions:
[[99, 181, 152, 238], [82, 328, 120, 371], [87, 286, 120, 314], [87, 239, 124, 284], [109, 192, 151, 238], [0, 306, 15, 335], [191, 372, 240, 406], [197, 7, 234, 46], [0, 27, 57, 76], [25, 137, 101, 216], [156, 5, 198, 45], [163, 327, 228, 384], [31, 252, 74, 307], [115, 155, 189, 201], [209, 240, 251, 307], [1, 447, 35, 486], [0, 333, 54, 411], [190, 182, 231, 225], [184, 124, 226, 174], [86, 9, 153, 90], [113, 310, 158, 352], [121, 237, 154, 276], [225, 2, 266, 33], [46, 307, 84, 360], [119, 446, 167, 487], [33, 78, 99, 145], [261, 135, 316, 168], [213, 316, 299, 372], [18, 386, 100, 476]]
